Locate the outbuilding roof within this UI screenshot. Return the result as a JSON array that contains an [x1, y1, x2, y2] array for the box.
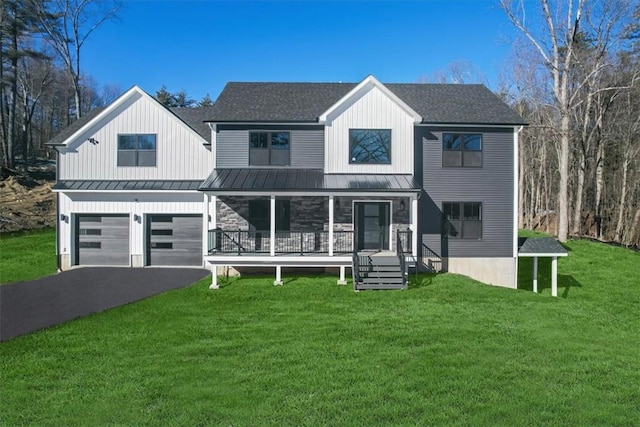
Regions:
[[208, 81, 526, 125]]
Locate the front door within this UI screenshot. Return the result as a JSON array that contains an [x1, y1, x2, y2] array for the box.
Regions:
[[354, 202, 390, 251]]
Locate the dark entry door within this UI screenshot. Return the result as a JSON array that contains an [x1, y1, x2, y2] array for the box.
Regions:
[[354, 202, 390, 251]]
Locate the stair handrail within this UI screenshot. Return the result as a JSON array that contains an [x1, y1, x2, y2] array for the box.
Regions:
[[396, 229, 407, 288], [352, 239, 361, 290]]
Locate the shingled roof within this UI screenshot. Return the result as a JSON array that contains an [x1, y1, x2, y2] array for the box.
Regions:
[[46, 107, 106, 146], [46, 87, 213, 147], [170, 107, 214, 142], [207, 81, 526, 125]]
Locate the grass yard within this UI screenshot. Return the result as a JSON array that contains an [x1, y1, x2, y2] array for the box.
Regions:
[[1, 235, 639, 425], [0, 228, 56, 284]]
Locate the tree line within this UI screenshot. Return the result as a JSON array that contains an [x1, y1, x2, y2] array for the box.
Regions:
[[1, 0, 120, 170], [500, 0, 639, 247]]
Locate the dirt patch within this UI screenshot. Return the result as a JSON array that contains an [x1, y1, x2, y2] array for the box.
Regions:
[[0, 165, 56, 233]]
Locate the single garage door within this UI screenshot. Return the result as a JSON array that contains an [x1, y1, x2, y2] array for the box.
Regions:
[[76, 214, 130, 266], [147, 214, 202, 266]]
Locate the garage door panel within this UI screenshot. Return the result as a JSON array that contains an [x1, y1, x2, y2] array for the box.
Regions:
[[147, 214, 202, 266], [76, 214, 129, 266]]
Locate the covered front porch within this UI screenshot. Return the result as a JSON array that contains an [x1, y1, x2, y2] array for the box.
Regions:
[[199, 169, 421, 288]]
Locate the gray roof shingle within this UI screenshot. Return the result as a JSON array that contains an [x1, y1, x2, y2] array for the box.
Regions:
[[169, 107, 214, 142], [46, 107, 106, 146], [207, 82, 526, 125]]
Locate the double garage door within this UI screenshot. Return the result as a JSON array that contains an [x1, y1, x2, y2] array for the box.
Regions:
[[75, 214, 202, 266]]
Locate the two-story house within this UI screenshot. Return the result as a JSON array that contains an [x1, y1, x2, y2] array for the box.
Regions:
[[49, 75, 525, 290]]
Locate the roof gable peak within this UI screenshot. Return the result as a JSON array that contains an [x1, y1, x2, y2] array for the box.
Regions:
[[318, 75, 422, 124]]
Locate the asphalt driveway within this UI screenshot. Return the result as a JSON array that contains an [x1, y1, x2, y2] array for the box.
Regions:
[[0, 267, 209, 342]]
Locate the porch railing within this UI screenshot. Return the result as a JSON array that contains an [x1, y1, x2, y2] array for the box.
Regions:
[[208, 229, 354, 255]]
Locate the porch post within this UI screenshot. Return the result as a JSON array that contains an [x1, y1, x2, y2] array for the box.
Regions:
[[329, 195, 334, 256], [338, 265, 347, 285], [211, 195, 217, 229], [203, 194, 210, 258], [411, 195, 418, 257], [270, 195, 276, 256], [274, 265, 283, 286], [532, 256, 538, 293], [209, 263, 219, 290]]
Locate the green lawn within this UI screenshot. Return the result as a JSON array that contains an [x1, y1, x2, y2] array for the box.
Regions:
[[1, 234, 639, 425], [0, 228, 56, 284]]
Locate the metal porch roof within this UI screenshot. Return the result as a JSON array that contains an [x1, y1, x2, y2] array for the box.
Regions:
[[199, 169, 420, 193]]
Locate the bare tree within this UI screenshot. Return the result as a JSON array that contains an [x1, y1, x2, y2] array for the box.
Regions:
[[35, 0, 119, 119], [500, 0, 635, 241]]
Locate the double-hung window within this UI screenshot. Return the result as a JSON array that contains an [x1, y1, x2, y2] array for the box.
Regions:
[[349, 129, 391, 164], [442, 133, 482, 167], [117, 134, 156, 166], [249, 131, 290, 166], [442, 202, 482, 239]]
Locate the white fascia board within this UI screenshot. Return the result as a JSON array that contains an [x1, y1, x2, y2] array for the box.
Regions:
[[52, 85, 142, 148], [136, 89, 209, 144], [52, 189, 202, 194], [318, 75, 422, 124], [418, 123, 525, 128], [205, 255, 352, 266], [205, 122, 320, 126], [518, 253, 568, 258], [201, 191, 419, 197], [54, 85, 208, 149]]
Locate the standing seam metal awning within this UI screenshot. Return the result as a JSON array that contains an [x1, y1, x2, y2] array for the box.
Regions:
[[199, 169, 421, 193], [518, 237, 568, 297], [53, 180, 203, 191]]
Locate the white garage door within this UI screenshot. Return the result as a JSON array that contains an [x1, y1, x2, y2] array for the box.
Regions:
[[147, 214, 203, 266], [76, 214, 130, 266]]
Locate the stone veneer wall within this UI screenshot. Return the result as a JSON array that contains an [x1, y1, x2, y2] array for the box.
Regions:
[[217, 195, 411, 248], [217, 196, 326, 231]]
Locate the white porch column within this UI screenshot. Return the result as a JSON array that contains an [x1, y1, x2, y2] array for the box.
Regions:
[[274, 265, 283, 286], [532, 256, 538, 293], [270, 195, 276, 256], [338, 265, 347, 285], [411, 195, 418, 257], [203, 194, 210, 258], [551, 256, 558, 297], [329, 195, 334, 256], [211, 195, 217, 229], [209, 263, 219, 290]]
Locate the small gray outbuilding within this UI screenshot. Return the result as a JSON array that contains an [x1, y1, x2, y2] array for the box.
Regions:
[[518, 237, 568, 297]]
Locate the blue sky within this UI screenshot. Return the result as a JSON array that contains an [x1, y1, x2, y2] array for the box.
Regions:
[[83, 0, 518, 101]]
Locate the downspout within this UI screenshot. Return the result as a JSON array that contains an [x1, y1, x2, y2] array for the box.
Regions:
[[54, 147, 61, 272]]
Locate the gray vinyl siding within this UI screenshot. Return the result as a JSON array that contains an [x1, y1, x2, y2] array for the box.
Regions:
[[417, 127, 514, 258], [217, 129, 249, 168], [290, 130, 324, 168], [216, 125, 324, 169]]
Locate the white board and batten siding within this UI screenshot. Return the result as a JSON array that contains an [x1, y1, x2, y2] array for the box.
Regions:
[[325, 85, 415, 174], [58, 192, 206, 266], [58, 91, 212, 180]]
